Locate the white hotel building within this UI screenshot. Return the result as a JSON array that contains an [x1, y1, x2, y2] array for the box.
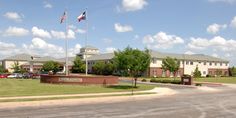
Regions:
[[0, 46, 229, 77]]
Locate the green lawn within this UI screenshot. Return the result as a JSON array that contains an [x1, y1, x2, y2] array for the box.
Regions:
[[194, 77, 236, 84], [0, 79, 156, 97]]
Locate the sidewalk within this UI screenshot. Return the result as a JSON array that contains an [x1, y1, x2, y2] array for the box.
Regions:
[[0, 87, 177, 109]]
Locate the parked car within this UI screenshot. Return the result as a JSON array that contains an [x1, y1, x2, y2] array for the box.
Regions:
[[0, 74, 8, 78], [7, 73, 23, 78]]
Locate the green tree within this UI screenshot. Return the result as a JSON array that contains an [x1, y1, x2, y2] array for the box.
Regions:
[[93, 61, 105, 75], [71, 56, 85, 73], [230, 66, 236, 77], [113, 47, 151, 87], [193, 66, 201, 78], [0, 64, 4, 74], [161, 57, 180, 77], [92, 61, 114, 75], [41, 61, 60, 74], [11, 61, 21, 73]]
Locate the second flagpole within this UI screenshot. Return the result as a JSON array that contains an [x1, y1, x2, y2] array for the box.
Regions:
[[85, 8, 88, 76]]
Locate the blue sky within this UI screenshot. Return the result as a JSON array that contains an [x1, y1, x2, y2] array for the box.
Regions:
[[0, 0, 236, 66]]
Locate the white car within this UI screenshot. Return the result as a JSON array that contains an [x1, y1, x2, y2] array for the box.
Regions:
[[7, 73, 23, 78]]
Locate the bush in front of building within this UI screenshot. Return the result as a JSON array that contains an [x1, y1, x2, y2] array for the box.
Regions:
[[150, 78, 181, 84], [41, 61, 60, 74], [92, 61, 114, 75]]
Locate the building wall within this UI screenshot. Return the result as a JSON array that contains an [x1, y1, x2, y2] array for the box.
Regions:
[[150, 58, 229, 77], [3, 60, 28, 73]]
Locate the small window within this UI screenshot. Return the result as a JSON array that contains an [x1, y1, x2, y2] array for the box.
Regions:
[[203, 71, 206, 75], [199, 62, 201, 64], [215, 62, 217, 66], [204, 62, 206, 65], [190, 61, 193, 65], [186, 61, 189, 65], [225, 63, 228, 66], [209, 62, 212, 66], [220, 63, 222, 66]]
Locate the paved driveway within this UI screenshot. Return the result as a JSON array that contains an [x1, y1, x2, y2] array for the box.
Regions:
[[0, 85, 236, 118]]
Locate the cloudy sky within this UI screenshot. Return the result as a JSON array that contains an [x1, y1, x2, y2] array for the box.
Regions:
[[0, 0, 236, 66]]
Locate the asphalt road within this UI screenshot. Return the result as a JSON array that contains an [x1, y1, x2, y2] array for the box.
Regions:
[[0, 86, 236, 118]]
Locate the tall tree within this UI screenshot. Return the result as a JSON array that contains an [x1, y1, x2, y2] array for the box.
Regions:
[[162, 57, 180, 77], [0, 64, 4, 74], [41, 61, 60, 74], [11, 61, 21, 73], [71, 56, 85, 73], [113, 47, 151, 87], [193, 66, 201, 78]]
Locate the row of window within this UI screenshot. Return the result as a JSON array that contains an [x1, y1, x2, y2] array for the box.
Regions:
[[151, 58, 228, 66]]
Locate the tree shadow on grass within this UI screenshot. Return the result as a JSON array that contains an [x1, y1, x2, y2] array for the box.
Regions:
[[106, 85, 139, 89]]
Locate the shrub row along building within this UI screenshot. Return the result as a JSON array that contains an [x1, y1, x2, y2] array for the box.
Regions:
[[0, 46, 229, 77]]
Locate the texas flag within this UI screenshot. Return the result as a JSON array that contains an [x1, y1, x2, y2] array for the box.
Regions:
[[77, 11, 86, 22]]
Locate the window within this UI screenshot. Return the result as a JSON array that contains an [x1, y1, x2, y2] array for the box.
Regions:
[[225, 63, 228, 66], [186, 61, 189, 65], [209, 62, 212, 66], [199, 61, 201, 64], [190, 61, 193, 65], [215, 62, 217, 66], [203, 71, 206, 75], [152, 58, 156, 64], [204, 62, 206, 65], [162, 70, 166, 77]]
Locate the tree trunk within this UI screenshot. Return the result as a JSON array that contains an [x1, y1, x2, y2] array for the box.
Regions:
[[134, 78, 137, 88]]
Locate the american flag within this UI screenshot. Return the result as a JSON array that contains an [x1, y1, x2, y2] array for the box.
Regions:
[[60, 11, 66, 24]]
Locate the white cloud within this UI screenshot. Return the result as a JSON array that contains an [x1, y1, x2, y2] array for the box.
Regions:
[[3, 26, 29, 37], [114, 23, 133, 32], [208, 0, 236, 4], [122, 0, 148, 12], [43, 1, 53, 8], [184, 51, 195, 55], [103, 38, 112, 44], [206, 23, 227, 34], [143, 31, 184, 49], [25, 37, 64, 57], [51, 30, 66, 39], [76, 28, 86, 34], [230, 16, 236, 28], [32, 26, 51, 39], [0, 41, 16, 50], [105, 47, 117, 53], [69, 44, 81, 57], [3, 12, 23, 22], [187, 36, 236, 52], [50, 29, 76, 39], [187, 37, 210, 50], [67, 29, 76, 39], [212, 53, 218, 57]]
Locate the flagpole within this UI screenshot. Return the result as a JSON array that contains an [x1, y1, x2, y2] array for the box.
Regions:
[[85, 8, 88, 76], [65, 9, 69, 76]]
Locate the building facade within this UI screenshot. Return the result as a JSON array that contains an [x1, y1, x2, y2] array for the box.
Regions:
[[0, 46, 229, 77]]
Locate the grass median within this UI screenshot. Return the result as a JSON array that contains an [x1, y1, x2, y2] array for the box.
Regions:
[[0, 79, 157, 97]]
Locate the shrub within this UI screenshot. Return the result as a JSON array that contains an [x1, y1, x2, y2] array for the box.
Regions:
[[150, 78, 157, 82], [195, 83, 202, 86], [141, 78, 147, 82], [206, 74, 211, 77]]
